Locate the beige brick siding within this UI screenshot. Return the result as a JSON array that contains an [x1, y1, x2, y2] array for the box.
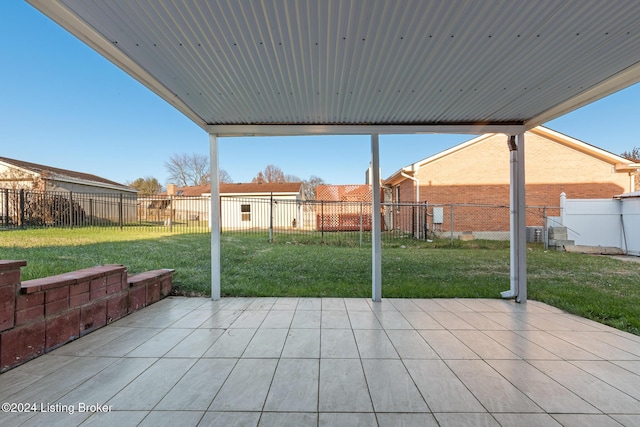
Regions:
[[388, 131, 630, 232]]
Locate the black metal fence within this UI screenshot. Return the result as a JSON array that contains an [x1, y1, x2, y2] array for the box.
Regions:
[[1, 189, 556, 245], [0, 189, 208, 233]]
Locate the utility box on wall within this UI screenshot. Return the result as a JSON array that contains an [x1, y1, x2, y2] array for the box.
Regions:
[[433, 207, 444, 224]]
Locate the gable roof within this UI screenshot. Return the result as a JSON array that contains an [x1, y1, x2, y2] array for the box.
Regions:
[[170, 182, 304, 197], [0, 156, 135, 192], [172, 184, 211, 197], [221, 182, 303, 196], [383, 126, 640, 186]]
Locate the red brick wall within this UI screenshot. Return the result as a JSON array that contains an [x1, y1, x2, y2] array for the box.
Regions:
[[0, 261, 25, 332], [388, 130, 630, 233], [0, 262, 174, 372]]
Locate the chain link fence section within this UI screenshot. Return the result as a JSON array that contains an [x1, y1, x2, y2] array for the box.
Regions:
[[220, 198, 558, 247]]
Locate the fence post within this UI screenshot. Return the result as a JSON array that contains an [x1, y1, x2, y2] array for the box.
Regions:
[[69, 191, 74, 228], [119, 193, 123, 230], [321, 200, 324, 241], [269, 192, 274, 243], [543, 206, 548, 249], [3, 189, 8, 227], [19, 189, 25, 228], [89, 198, 94, 226], [450, 204, 454, 246], [169, 195, 174, 233], [359, 201, 363, 247], [421, 202, 426, 240]]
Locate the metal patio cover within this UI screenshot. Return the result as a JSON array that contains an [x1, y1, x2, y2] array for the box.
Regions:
[[27, 0, 640, 304], [28, 0, 640, 136]]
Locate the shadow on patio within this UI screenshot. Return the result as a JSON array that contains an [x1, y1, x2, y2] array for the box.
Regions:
[[1, 297, 639, 426]]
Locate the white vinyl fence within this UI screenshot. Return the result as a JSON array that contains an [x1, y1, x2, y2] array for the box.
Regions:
[[550, 192, 640, 256]]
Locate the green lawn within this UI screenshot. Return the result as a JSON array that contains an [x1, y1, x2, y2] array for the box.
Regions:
[[1, 228, 639, 335]]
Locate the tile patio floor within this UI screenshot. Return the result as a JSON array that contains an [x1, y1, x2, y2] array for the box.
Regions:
[[1, 297, 639, 426]]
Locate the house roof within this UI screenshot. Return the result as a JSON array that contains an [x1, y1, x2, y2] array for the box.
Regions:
[[615, 190, 640, 199], [171, 182, 304, 196], [221, 182, 303, 196], [383, 126, 640, 186], [0, 156, 135, 193], [28, 1, 640, 136], [172, 184, 211, 197]]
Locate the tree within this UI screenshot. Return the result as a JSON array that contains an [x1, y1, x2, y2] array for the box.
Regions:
[[264, 164, 286, 183], [252, 171, 266, 184], [128, 177, 162, 194], [219, 169, 233, 184], [251, 165, 324, 199], [621, 147, 640, 190], [252, 164, 286, 183], [302, 175, 326, 200], [0, 168, 46, 191], [165, 153, 210, 187], [621, 146, 640, 161]]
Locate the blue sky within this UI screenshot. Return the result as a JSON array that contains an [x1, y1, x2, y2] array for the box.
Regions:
[[1, 2, 638, 187]]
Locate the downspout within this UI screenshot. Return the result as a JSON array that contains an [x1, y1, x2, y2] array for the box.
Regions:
[[502, 134, 527, 302], [401, 172, 420, 239]]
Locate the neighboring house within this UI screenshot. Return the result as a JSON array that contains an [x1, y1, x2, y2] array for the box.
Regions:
[[220, 182, 305, 230], [154, 182, 306, 230], [138, 184, 212, 224], [0, 156, 135, 194], [383, 126, 640, 236], [0, 156, 137, 225]]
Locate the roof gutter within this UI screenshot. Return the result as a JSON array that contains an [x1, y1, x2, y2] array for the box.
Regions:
[[400, 172, 419, 204]]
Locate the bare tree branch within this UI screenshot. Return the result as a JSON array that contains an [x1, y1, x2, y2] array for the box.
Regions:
[[165, 153, 210, 187]]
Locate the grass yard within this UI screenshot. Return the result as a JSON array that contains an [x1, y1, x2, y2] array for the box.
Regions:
[[1, 228, 639, 335]]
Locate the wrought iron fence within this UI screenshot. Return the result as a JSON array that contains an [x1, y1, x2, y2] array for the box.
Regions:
[[0, 189, 210, 233], [1, 188, 557, 245]]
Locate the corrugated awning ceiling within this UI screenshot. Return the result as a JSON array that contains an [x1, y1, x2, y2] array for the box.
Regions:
[[28, 0, 640, 135]]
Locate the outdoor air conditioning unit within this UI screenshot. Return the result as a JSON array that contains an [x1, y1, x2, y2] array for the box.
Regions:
[[526, 226, 543, 243]]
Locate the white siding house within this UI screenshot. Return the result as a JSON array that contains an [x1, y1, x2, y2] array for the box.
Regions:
[[162, 182, 306, 231], [219, 182, 305, 230]]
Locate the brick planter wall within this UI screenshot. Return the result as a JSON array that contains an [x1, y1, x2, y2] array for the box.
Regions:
[[0, 261, 174, 372]]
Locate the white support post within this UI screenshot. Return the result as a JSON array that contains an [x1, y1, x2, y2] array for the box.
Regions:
[[209, 134, 221, 300], [502, 133, 527, 303], [371, 134, 382, 302]]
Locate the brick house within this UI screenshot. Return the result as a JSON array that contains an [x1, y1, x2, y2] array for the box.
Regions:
[[219, 182, 305, 230], [383, 126, 640, 236]]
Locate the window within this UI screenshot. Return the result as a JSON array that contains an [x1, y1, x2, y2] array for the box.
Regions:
[[241, 204, 251, 221]]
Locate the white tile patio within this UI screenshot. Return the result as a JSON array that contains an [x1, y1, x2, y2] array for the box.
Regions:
[[1, 297, 639, 426]]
